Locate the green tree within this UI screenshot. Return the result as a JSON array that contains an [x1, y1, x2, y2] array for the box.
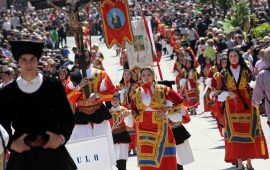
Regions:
[[230, 0, 250, 29]]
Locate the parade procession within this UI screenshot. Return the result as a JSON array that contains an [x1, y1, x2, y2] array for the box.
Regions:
[[1, 0, 270, 170]]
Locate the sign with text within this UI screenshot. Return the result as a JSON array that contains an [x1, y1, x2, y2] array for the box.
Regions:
[[66, 136, 112, 170]]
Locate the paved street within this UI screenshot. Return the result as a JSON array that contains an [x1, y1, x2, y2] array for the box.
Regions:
[[67, 36, 270, 170]]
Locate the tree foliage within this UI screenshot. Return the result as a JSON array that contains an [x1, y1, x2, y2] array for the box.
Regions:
[[252, 23, 270, 39], [230, 0, 250, 28]]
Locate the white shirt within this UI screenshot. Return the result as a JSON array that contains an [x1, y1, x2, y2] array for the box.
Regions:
[[188, 29, 196, 41], [197, 44, 206, 55], [180, 28, 188, 35], [86, 66, 94, 78], [16, 73, 43, 93], [218, 66, 241, 102], [255, 59, 266, 73], [230, 65, 241, 82], [3, 21, 11, 31], [110, 106, 121, 112], [141, 83, 155, 107], [11, 17, 20, 29]]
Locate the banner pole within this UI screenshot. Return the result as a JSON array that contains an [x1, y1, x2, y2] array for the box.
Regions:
[[87, 6, 92, 51], [139, 3, 163, 80]]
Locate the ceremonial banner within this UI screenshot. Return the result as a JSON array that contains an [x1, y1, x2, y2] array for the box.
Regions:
[[126, 19, 154, 69], [66, 136, 112, 170], [100, 0, 133, 48]]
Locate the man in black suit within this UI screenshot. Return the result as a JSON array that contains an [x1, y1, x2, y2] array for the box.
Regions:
[[0, 41, 76, 170]]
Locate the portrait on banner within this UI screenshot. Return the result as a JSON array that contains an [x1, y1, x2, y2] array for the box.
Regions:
[[134, 35, 145, 52], [107, 8, 125, 30], [126, 19, 154, 69]]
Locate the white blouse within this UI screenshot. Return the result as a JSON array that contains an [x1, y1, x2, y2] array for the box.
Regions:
[[218, 65, 241, 102], [230, 65, 241, 82], [16, 73, 43, 94]]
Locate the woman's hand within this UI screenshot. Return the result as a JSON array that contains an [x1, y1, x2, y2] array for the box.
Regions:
[[122, 110, 132, 118], [157, 111, 167, 118], [228, 91, 237, 99]]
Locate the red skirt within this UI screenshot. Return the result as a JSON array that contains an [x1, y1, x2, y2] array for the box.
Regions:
[[224, 99, 269, 162], [140, 157, 177, 170], [225, 135, 269, 162], [137, 111, 177, 170]]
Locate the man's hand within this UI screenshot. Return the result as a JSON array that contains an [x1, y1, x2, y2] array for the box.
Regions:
[[10, 133, 30, 153], [43, 131, 64, 149], [79, 78, 89, 89]]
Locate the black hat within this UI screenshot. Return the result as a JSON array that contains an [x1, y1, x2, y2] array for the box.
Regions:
[[157, 80, 175, 88], [9, 41, 44, 61], [70, 71, 82, 86]]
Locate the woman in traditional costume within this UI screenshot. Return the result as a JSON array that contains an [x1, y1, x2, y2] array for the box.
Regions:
[[116, 70, 139, 155], [131, 66, 186, 170], [214, 49, 269, 169], [179, 56, 200, 115], [200, 57, 217, 114], [173, 52, 185, 73], [210, 54, 228, 137]]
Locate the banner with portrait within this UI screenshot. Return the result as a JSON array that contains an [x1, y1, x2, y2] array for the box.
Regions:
[[100, 0, 133, 48], [125, 19, 154, 69]]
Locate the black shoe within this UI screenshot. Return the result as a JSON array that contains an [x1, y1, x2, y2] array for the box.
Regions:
[[133, 149, 137, 156], [237, 164, 245, 170], [246, 164, 254, 170], [232, 161, 238, 168], [117, 159, 127, 170], [177, 164, 184, 170]]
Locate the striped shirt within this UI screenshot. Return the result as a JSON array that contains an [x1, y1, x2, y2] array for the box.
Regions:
[[252, 70, 270, 121]]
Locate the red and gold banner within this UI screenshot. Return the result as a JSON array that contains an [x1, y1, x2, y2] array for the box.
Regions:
[[100, 0, 133, 48]]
